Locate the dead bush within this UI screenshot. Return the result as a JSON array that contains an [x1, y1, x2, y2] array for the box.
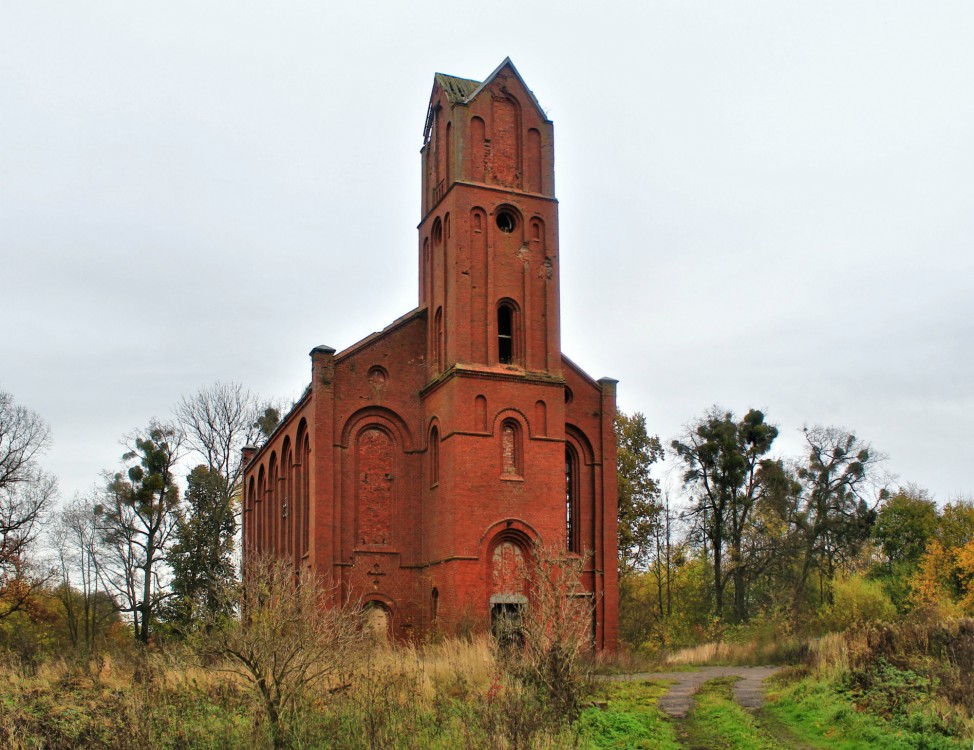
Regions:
[[501, 541, 594, 725], [201, 553, 368, 749]]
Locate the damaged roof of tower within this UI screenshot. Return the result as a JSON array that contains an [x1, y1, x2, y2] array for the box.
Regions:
[[425, 58, 550, 141], [433, 74, 481, 103]]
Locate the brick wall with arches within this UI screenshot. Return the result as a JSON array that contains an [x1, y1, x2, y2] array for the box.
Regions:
[[243, 59, 619, 651]]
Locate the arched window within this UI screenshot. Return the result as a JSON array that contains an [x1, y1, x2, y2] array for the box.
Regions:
[[475, 395, 487, 432], [246, 477, 256, 552], [301, 434, 310, 555], [434, 307, 444, 371], [282, 441, 293, 557], [470, 116, 486, 181], [357, 426, 394, 546], [534, 400, 547, 436], [566, 446, 579, 553], [256, 466, 266, 554], [501, 419, 522, 478], [422, 238, 430, 304], [497, 303, 515, 364], [269, 455, 279, 555], [445, 122, 452, 183], [429, 426, 439, 487], [431, 587, 439, 623]]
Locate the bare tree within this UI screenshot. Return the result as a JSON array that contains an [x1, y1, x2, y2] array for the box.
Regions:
[[173, 382, 265, 502], [651, 490, 675, 619], [204, 553, 366, 749], [97, 421, 182, 643], [51, 492, 115, 656], [0, 389, 57, 618], [172, 383, 274, 626]]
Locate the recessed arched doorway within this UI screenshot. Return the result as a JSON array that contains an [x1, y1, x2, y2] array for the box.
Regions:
[[363, 601, 391, 641], [489, 538, 528, 645]]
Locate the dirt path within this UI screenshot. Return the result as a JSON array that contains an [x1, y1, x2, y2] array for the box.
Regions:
[[601, 665, 782, 718]]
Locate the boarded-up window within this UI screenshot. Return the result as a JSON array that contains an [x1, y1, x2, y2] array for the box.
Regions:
[[490, 97, 518, 186], [501, 420, 521, 477], [357, 427, 393, 546], [492, 541, 526, 595], [475, 395, 488, 432], [525, 128, 542, 193], [470, 116, 486, 181]]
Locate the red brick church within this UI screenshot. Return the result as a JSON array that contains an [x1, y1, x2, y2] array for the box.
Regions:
[[242, 59, 620, 651]]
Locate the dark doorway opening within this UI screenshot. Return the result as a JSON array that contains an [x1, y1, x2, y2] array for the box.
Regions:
[[491, 601, 525, 647]]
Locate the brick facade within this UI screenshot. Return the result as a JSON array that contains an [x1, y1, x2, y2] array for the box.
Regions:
[[242, 59, 619, 651]]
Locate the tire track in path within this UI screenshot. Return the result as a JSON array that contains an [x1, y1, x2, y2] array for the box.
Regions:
[[600, 666, 782, 718]]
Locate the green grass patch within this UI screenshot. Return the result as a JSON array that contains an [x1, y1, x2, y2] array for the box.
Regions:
[[576, 680, 681, 750], [684, 677, 788, 749], [765, 673, 973, 750]]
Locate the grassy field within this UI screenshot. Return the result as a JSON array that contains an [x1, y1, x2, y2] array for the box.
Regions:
[[765, 672, 972, 750], [580, 674, 974, 750], [0, 638, 580, 750], [4, 622, 974, 749], [576, 680, 682, 750]]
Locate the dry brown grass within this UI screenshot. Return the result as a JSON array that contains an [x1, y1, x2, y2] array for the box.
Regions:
[[804, 631, 851, 677], [663, 635, 807, 667], [346, 634, 497, 706], [0, 635, 587, 750]]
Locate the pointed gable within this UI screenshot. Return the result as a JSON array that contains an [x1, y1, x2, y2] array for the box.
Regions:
[[424, 58, 548, 140], [464, 58, 549, 123], [421, 58, 556, 212]]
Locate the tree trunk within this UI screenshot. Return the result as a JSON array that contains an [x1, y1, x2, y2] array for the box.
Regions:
[[140, 548, 153, 644], [733, 564, 747, 623], [654, 526, 665, 618], [792, 534, 818, 611], [665, 503, 672, 617], [712, 529, 724, 621]]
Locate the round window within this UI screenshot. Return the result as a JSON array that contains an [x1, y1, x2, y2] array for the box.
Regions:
[[495, 210, 516, 233]]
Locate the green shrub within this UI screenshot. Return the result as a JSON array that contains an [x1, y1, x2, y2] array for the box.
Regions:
[[815, 574, 896, 633]]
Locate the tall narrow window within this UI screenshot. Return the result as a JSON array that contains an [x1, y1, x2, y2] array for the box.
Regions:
[[283, 444, 293, 557], [501, 420, 522, 477], [445, 122, 452, 184], [566, 447, 579, 552], [301, 434, 310, 555], [429, 426, 439, 486], [475, 395, 488, 432], [257, 467, 266, 554], [498, 304, 514, 364], [434, 307, 444, 371], [293, 454, 302, 559], [246, 477, 255, 552], [357, 426, 394, 547], [269, 457, 278, 555]]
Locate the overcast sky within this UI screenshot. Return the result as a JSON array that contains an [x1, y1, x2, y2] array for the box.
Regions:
[[2, 2, 972, 505]]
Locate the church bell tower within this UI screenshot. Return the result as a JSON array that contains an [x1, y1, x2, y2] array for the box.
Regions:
[[418, 58, 561, 377], [242, 58, 619, 652]]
